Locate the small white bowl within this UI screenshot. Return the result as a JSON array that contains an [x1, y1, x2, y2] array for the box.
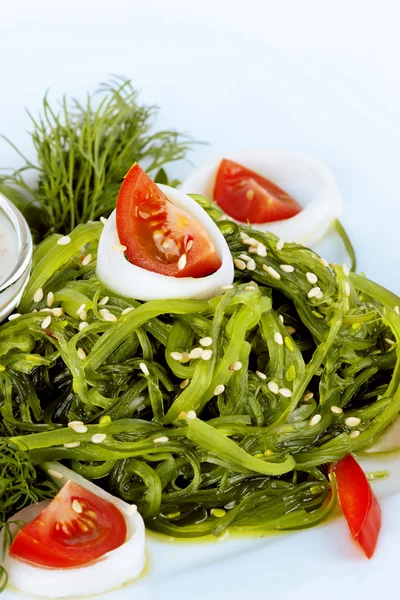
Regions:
[[0, 192, 32, 322], [180, 150, 342, 247]]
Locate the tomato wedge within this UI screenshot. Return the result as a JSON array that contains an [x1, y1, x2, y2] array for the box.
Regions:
[[213, 158, 302, 224], [116, 164, 222, 278], [10, 481, 127, 568], [333, 454, 381, 558]]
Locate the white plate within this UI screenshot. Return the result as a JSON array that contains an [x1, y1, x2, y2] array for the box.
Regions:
[[3, 30, 400, 600]]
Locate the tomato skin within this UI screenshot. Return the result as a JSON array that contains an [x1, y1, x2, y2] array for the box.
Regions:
[[213, 159, 302, 224], [10, 481, 127, 568], [116, 164, 222, 278], [333, 454, 381, 559]]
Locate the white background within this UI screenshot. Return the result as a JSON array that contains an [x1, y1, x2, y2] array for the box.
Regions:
[[1, 0, 399, 285]]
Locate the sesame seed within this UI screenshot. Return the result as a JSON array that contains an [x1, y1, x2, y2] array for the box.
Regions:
[[121, 306, 135, 315], [262, 264, 281, 280], [170, 351, 183, 361], [189, 347, 203, 359], [53, 307, 63, 318], [186, 240, 193, 252], [40, 308, 53, 313], [99, 309, 117, 322], [98, 296, 109, 306], [342, 263, 350, 277], [92, 433, 107, 444], [140, 362, 150, 376], [79, 310, 88, 321], [349, 430, 360, 439], [229, 361, 242, 371], [82, 253, 92, 266], [316, 290, 324, 300], [304, 392, 314, 401], [256, 371, 267, 380], [276, 239, 284, 251], [180, 379, 190, 389], [331, 406, 343, 414], [239, 253, 251, 262], [41, 315, 52, 329], [48, 469, 64, 480], [395, 306, 400, 315], [154, 436, 169, 443], [247, 258, 256, 271], [385, 338, 396, 346], [100, 216, 108, 225], [279, 315, 284, 324], [256, 244, 267, 257], [345, 416, 361, 427], [344, 282, 351, 297], [308, 286, 322, 299], [33, 288, 44, 303], [214, 384, 225, 396], [199, 337, 213, 347], [46, 291, 54, 307], [280, 264, 294, 273], [76, 303, 86, 316], [186, 410, 197, 420], [242, 237, 258, 246], [267, 381, 279, 394], [72, 499, 83, 514], [309, 414, 322, 427], [112, 244, 127, 252], [306, 272, 318, 284], [211, 508, 226, 518], [240, 232, 249, 240], [245, 285, 257, 291], [8, 313, 21, 321], [201, 349, 213, 361], [234, 258, 246, 270], [319, 257, 329, 267], [57, 235, 71, 245], [280, 388, 292, 398], [63, 441, 81, 448], [178, 254, 187, 270], [246, 189, 254, 201], [221, 284, 234, 290], [224, 501, 236, 510], [68, 420, 84, 428], [79, 321, 89, 331], [71, 424, 88, 434], [274, 332, 284, 345], [77, 348, 86, 360]]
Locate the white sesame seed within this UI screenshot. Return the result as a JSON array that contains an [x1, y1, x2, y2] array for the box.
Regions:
[[92, 433, 107, 444], [280, 388, 293, 398], [240, 232, 249, 240], [344, 282, 351, 297], [99, 309, 117, 322], [77, 348, 86, 360], [316, 290, 324, 300], [256, 244, 267, 257], [186, 410, 197, 420], [79, 310, 88, 321], [276, 239, 284, 251], [349, 430, 360, 439], [229, 361, 242, 371], [280, 264, 294, 273], [221, 284, 234, 290], [46, 291, 54, 307], [385, 338, 396, 346], [79, 321, 89, 331], [239, 253, 251, 262], [112, 244, 127, 252], [180, 379, 190, 389], [319, 257, 329, 267], [48, 469, 64, 480], [98, 296, 109, 306], [306, 272, 318, 285], [82, 253, 92, 266], [186, 240, 193, 252], [170, 351, 183, 361], [201, 349, 213, 361], [57, 235, 71, 246], [214, 384, 225, 396], [345, 416, 361, 427], [331, 406, 343, 414], [309, 414, 322, 427], [76, 303, 86, 316], [68, 420, 84, 428], [154, 436, 169, 443], [255, 370, 267, 380], [178, 254, 187, 270], [63, 441, 81, 448], [180, 352, 190, 363], [234, 258, 246, 270], [140, 362, 150, 376], [126, 504, 137, 516], [71, 424, 88, 434], [121, 306, 135, 315], [342, 263, 350, 277], [303, 392, 314, 401], [308, 287, 322, 299], [395, 306, 400, 315], [245, 285, 256, 291], [247, 258, 256, 271], [199, 337, 213, 347], [242, 237, 258, 246], [72, 499, 83, 514], [267, 381, 279, 394], [274, 332, 284, 345], [33, 288, 44, 303], [189, 347, 203, 359], [8, 313, 21, 321], [279, 315, 284, 324], [41, 315, 52, 329], [40, 308, 53, 313], [262, 265, 281, 280]]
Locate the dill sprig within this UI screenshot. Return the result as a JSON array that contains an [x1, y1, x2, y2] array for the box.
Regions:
[[1, 77, 195, 236]]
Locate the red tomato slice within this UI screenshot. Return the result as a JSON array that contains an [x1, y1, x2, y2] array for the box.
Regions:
[[213, 159, 302, 224], [116, 164, 222, 278], [10, 481, 127, 568], [333, 454, 381, 558]]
